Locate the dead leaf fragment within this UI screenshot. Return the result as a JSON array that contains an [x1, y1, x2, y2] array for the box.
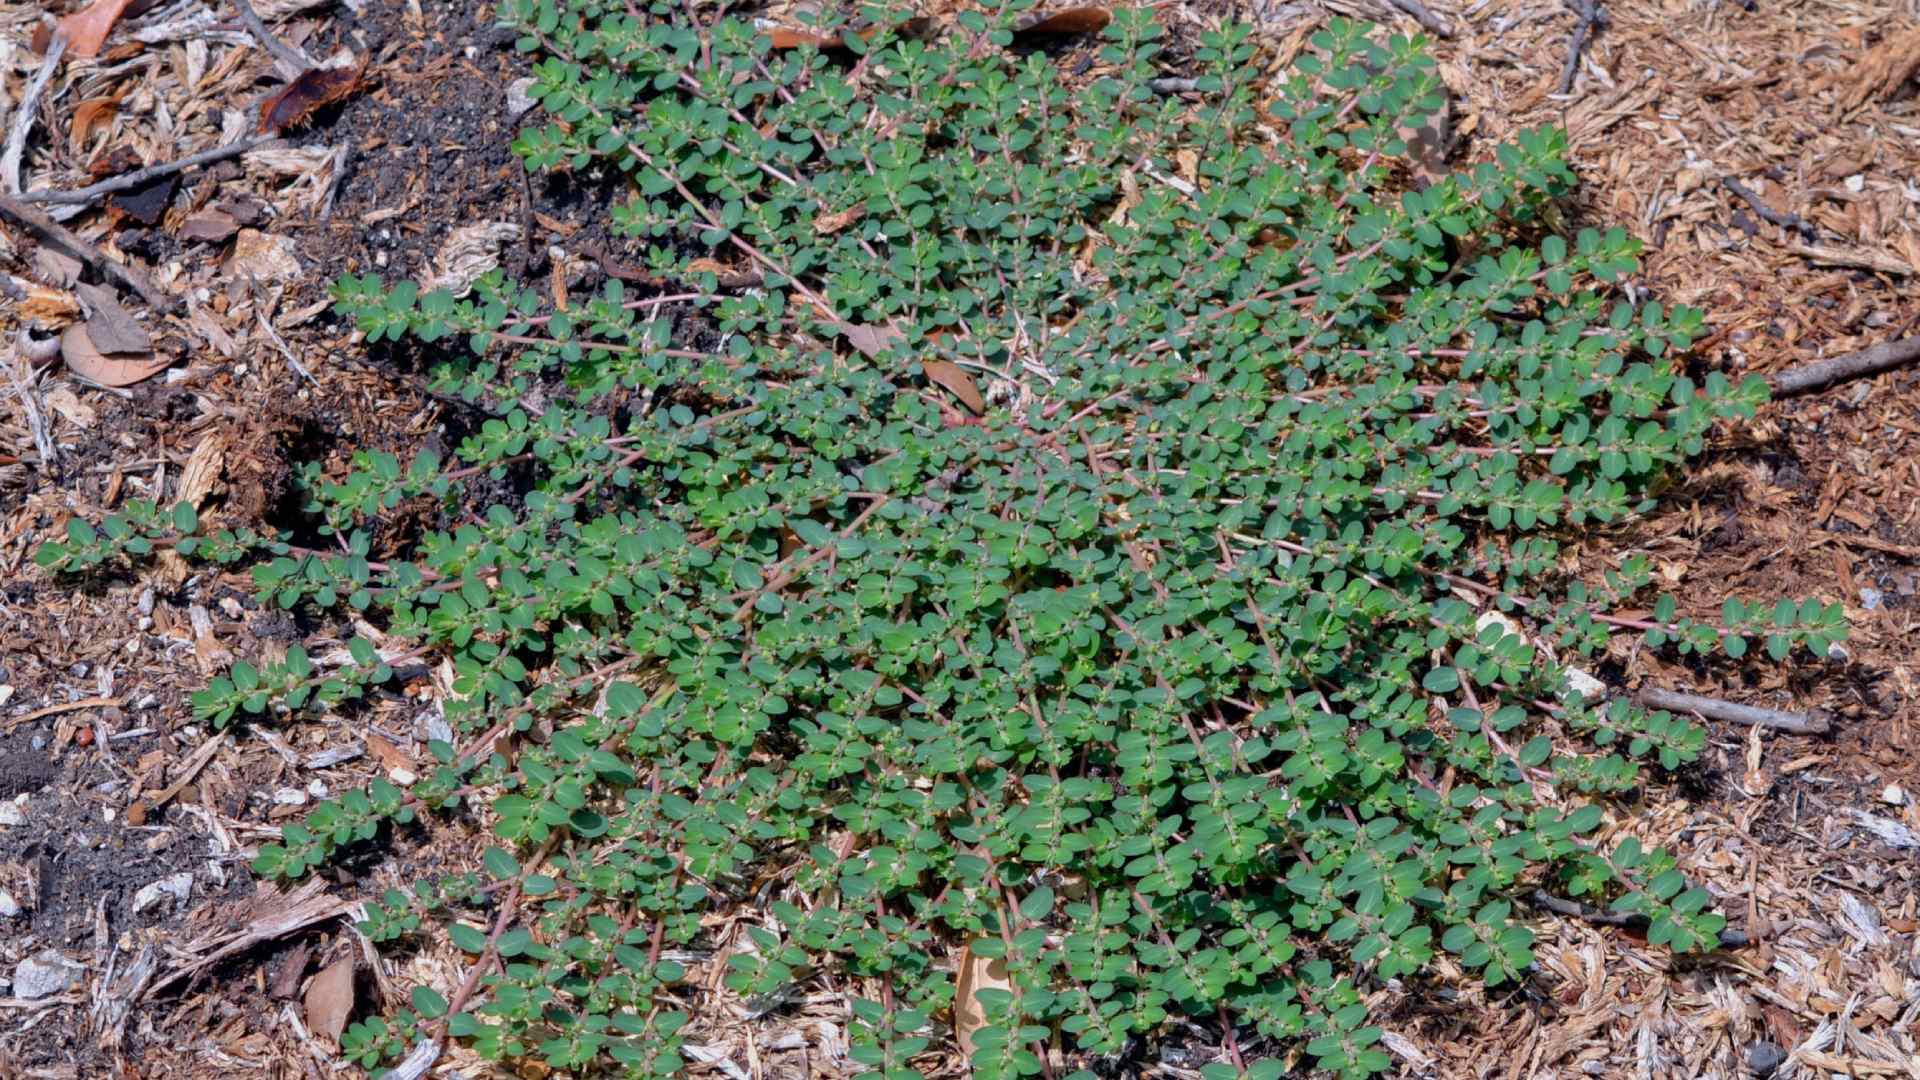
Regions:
[[814, 203, 866, 235], [423, 222, 523, 298], [33, 248, 84, 289], [954, 938, 1013, 1056], [1401, 94, 1453, 190], [87, 145, 143, 181], [1013, 6, 1112, 36], [179, 209, 240, 244], [224, 229, 303, 285], [58, 0, 135, 59], [69, 96, 123, 156], [259, 58, 369, 134], [43, 386, 97, 428], [841, 322, 904, 359], [76, 283, 151, 354], [60, 323, 168, 388], [106, 175, 177, 227], [304, 954, 355, 1046], [923, 359, 985, 414]]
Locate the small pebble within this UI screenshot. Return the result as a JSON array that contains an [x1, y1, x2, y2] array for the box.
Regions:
[[1860, 587, 1884, 611], [1884, 784, 1909, 806], [12, 951, 85, 1000], [506, 76, 539, 120], [0, 889, 20, 918], [132, 872, 194, 915], [273, 788, 309, 806], [0, 801, 25, 827], [1746, 1040, 1786, 1078], [29, 735, 46, 751]]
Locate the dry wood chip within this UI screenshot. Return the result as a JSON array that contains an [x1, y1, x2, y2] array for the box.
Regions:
[[179, 208, 240, 243]]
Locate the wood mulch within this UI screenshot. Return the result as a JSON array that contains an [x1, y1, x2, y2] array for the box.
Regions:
[[2, 1, 1917, 1078]]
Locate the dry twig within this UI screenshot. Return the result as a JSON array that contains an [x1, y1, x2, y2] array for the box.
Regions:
[[19, 135, 281, 207], [1556, 0, 1607, 94], [1789, 242, 1913, 277], [146, 880, 355, 998], [3, 694, 123, 731], [1636, 688, 1828, 736], [1388, 0, 1454, 39], [1, 33, 67, 194], [1721, 177, 1816, 240], [0, 195, 177, 312], [234, 0, 314, 75], [1526, 891, 1752, 947], [1769, 337, 1920, 398]]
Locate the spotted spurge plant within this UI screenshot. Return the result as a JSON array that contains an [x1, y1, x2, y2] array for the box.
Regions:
[[38, 3, 1846, 1077]]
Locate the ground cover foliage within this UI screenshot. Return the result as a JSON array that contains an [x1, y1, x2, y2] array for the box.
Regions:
[[38, 3, 1849, 1076]]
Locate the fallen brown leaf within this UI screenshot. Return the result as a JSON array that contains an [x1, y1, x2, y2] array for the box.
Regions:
[[1013, 6, 1112, 36], [814, 203, 866, 235], [365, 731, 414, 774], [259, 58, 370, 135], [842, 322, 904, 359], [60, 323, 168, 387], [923, 359, 985, 414], [69, 95, 123, 156], [76, 283, 151, 354], [953, 938, 1013, 1057], [58, 0, 135, 59], [87, 145, 143, 181], [304, 954, 355, 1046]]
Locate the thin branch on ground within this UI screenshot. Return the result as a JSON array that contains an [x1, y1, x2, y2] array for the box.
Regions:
[[0, 194, 178, 313], [1526, 891, 1752, 947], [1790, 241, 1914, 277], [1556, 0, 1607, 94], [19, 134, 281, 206], [1389, 0, 1455, 38], [1636, 687, 1828, 735], [1, 33, 67, 194], [1769, 337, 1920, 397], [234, 0, 313, 75], [1720, 177, 1817, 240]]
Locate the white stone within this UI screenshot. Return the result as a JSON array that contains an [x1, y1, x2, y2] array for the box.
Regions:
[[273, 788, 309, 806], [0, 889, 20, 918], [13, 951, 85, 999], [132, 872, 194, 915], [1474, 611, 1523, 639], [1883, 784, 1909, 806], [0, 800, 25, 827], [506, 77, 539, 121], [1563, 667, 1607, 702]]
